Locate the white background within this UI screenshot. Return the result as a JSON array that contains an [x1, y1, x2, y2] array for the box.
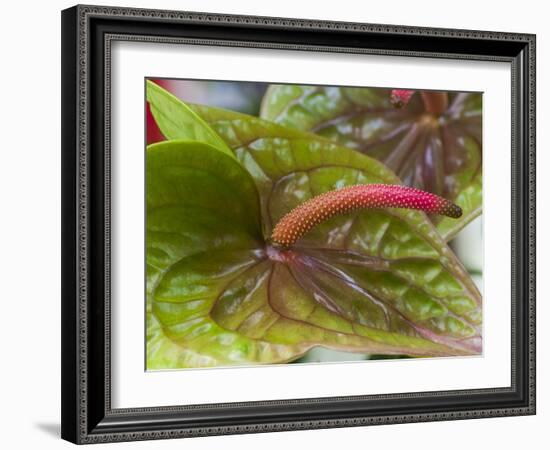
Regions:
[[0, 0, 545, 449], [113, 43, 510, 408]]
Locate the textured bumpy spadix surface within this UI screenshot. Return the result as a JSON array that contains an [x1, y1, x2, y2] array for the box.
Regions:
[[271, 184, 462, 247]]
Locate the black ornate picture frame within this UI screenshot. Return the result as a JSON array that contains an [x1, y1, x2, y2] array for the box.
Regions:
[[61, 4, 536, 444]]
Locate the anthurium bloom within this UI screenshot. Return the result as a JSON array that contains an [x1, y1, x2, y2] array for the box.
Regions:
[[146, 81, 482, 369], [271, 184, 462, 247], [261, 85, 482, 241]]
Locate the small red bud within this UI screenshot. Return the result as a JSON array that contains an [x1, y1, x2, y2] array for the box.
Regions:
[[271, 184, 462, 247], [390, 89, 415, 108]]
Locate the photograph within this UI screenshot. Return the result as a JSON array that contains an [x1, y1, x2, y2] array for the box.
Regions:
[[56, 3, 536, 444], [145, 79, 483, 370], [0, 0, 544, 447]]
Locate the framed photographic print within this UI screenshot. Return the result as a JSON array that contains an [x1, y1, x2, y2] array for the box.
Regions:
[[61, 4, 536, 444]]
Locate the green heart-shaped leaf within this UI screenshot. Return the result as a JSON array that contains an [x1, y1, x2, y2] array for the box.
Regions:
[[260, 85, 482, 241], [146, 84, 482, 369], [147, 141, 309, 368]]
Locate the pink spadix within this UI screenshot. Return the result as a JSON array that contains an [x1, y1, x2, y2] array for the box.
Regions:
[[271, 184, 462, 247], [390, 89, 415, 108]]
